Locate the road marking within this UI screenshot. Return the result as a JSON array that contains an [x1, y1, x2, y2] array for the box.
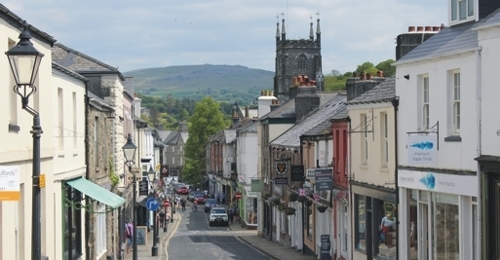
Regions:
[[162, 211, 182, 260]]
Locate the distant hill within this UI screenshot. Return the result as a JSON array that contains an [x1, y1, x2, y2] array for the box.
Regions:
[[124, 64, 274, 105]]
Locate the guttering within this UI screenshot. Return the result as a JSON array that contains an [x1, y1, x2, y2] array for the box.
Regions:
[[475, 46, 482, 260], [392, 47, 479, 66], [84, 81, 90, 260], [391, 96, 400, 260]]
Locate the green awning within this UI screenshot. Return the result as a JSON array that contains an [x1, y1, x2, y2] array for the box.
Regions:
[[67, 178, 125, 209]]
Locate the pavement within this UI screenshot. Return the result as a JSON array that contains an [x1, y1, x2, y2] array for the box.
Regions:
[[228, 223, 316, 260], [125, 199, 315, 260]]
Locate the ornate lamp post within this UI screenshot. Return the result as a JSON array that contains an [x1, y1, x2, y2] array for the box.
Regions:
[[122, 134, 137, 260], [5, 21, 44, 260], [147, 167, 159, 256]]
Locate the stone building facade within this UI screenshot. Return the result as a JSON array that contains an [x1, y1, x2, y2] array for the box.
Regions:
[[274, 17, 322, 103]]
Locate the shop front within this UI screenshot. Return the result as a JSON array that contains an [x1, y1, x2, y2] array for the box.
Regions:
[[351, 181, 397, 260], [242, 186, 258, 228], [333, 188, 350, 260], [398, 169, 478, 260]]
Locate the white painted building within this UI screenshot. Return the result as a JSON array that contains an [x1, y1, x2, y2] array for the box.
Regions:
[[391, 2, 500, 258]]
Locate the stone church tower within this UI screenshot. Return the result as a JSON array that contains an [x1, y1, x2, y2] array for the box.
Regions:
[[274, 17, 323, 103]]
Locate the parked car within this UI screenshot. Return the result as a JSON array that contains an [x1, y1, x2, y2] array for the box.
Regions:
[[204, 198, 218, 213], [209, 207, 229, 226], [188, 191, 202, 202], [194, 193, 206, 204], [176, 185, 189, 194]]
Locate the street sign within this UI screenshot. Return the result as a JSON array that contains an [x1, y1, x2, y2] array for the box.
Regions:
[[234, 192, 242, 199], [127, 174, 136, 182], [39, 174, 46, 188], [146, 198, 159, 211], [163, 200, 170, 207]]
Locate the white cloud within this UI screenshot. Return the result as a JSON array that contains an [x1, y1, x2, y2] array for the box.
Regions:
[[4, 0, 446, 74]]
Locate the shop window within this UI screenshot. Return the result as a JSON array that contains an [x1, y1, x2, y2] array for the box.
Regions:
[[64, 184, 82, 260], [95, 203, 107, 256], [341, 204, 348, 253], [432, 193, 459, 259], [408, 190, 418, 260], [355, 195, 366, 250]]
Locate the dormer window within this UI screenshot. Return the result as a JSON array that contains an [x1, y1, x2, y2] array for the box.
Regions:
[[451, 0, 475, 23]]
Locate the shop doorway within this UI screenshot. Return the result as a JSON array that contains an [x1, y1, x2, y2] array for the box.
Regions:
[[418, 203, 429, 260]]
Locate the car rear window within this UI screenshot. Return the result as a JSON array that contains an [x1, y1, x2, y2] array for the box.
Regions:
[[212, 209, 226, 214]]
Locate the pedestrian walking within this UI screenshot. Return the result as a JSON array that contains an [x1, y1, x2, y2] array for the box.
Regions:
[[228, 205, 235, 224], [125, 220, 133, 255], [159, 210, 166, 228], [181, 198, 186, 212], [221, 192, 226, 204]]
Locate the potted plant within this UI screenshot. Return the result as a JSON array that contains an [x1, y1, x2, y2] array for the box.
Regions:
[[278, 203, 286, 211], [288, 193, 298, 202], [305, 199, 313, 207], [317, 205, 328, 213], [262, 193, 270, 200], [284, 207, 296, 215], [297, 196, 307, 203], [271, 197, 281, 206]]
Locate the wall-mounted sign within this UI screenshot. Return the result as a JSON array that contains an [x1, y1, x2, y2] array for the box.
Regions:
[[398, 169, 477, 196], [0, 166, 20, 201], [306, 167, 332, 179], [251, 178, 263, 192], [275, 160, 288, 176], [315, 169, 333, 191], [407, 134, 437, 166], [139, 180, 149, 196], [274, 177, 288, 185], [291, 165, 304, 181]]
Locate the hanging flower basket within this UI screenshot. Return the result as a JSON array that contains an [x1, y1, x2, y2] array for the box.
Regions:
[[271, 197, 281, 206], [317, 205, 328, 213], [262, 193, 270, 200], [288, 193, 298, 202], [278, 203, 287, 211], [284, 207, 296, 215], [305, 199, 313, 207], [297, 196, 307, 203]]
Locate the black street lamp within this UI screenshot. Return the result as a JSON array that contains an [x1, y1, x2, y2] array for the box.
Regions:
[[6, 21, 44, 260], [147, 167, 159, 256], [170, 184, 175, 222], [122, 134, 137, 260]]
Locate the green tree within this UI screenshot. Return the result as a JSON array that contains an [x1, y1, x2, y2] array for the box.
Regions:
[[183, 97, 227, 184], [356, 62, 378, 75], [375, 59, 396, 77]]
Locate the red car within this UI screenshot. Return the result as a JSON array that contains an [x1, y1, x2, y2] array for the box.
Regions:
[[194, 194, 206, 204], [177, 186, 189, 194]]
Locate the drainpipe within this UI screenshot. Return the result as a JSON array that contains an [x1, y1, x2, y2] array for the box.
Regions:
[[475, 46, 482, 260], [84, 81, 91, 260], [391, 96, 400, 259], [300, 136, 305, 254]]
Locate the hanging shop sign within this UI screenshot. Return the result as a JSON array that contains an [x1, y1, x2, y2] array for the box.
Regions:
[[251, 178, 263, 192], [0, 166, 20, 201], [407, 134, 437, 166], [275, 160, 288, 176], [291, 165, 304, 181]]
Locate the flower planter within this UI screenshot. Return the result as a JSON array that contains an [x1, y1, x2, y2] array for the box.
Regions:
[[270, 197, 281, 206], [305, 200, 313, 207], [317, 205, 327, 213], [278, 203, 287, 211], [297, 196, 307, 203], [284, 207, 296, 215], [288, 193, 298, 202]]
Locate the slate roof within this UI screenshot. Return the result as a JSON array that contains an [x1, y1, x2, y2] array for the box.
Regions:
[[303, 102, 347, 137], [330, 106, 348, 122], [164, 131, 189, 145], [209, 130, 225, 143], [0, 4, 56, 46], [52, 62, 88, 83], [347, 77, 395, 105], [259, 92, 341, 121], [52, 43, 125, 80], [157, 130, 172, 142], [393, 21, 478, 65], [270, 94, 347, 149], [474, 7, 500, 29]]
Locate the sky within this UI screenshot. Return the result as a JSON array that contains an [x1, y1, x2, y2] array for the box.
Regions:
[[4, 0, 447, 75]]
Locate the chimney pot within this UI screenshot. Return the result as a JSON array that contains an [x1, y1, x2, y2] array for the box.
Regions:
[[408, 26, 415, 32], [432, 26, 440, 31], [360, 71, 366, 80], [377, 70, 384, 77], [417, 26, 424, 31], [366, 73, 372, 80], [425, 26, 432, 31], [353, 71, 358, 77]]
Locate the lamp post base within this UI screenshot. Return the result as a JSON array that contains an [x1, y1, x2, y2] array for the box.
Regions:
[[151, 246, 158, 256]]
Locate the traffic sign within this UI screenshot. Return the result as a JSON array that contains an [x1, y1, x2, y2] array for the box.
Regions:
[[163, 200, 170, 207], [146, 198, 159, 211], [39, 174, 46, 188]]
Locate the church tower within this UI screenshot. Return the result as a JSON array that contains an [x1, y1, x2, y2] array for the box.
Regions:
[[274, 15, 323, 103]]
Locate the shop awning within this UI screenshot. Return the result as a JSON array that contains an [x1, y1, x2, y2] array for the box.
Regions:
[[67, 178, 126, 209]]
